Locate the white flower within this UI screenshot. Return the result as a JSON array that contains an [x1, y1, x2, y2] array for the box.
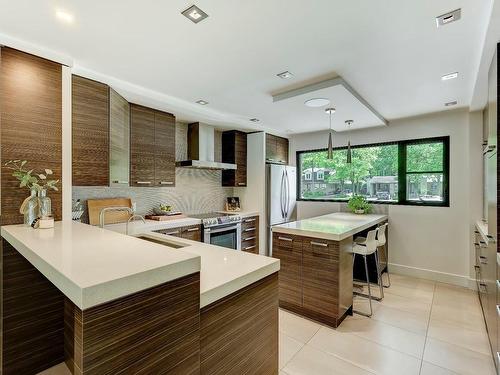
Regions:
[[45, 169, 53, 175], [38, 174, 46, 180]]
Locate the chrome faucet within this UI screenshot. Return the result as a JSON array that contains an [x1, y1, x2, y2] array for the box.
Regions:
[[127, 214, 146, 235], [99, 206, 133, 228]]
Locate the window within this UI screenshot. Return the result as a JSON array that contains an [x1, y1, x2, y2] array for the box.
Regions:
[[297, 136, 449, 206]]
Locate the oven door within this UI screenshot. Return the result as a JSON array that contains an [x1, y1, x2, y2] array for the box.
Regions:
[[204, 223, 241, 250]]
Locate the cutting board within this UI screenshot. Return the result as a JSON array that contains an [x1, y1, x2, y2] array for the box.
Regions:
[[87, 198, 132, 226], [145, 214, 187, 221]]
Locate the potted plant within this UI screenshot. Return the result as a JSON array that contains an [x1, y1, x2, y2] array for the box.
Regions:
[[3, 160, 59, 225], [348, 195, 372, 214]]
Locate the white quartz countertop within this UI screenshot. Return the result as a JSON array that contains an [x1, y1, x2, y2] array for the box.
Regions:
[[140, 231, 279, 308], [272, 212, 388, 241], [1, 221, 200, 310], [217, 211, 260, 218]]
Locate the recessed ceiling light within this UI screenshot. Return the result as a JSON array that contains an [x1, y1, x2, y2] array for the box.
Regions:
[[249, 118, 260, 122], [444, 100, 458, 107], [181, 5, 209, 24], [277, 71, 294, 79], [305, 98, 330, 108], [436, 9, 461, 27], [56, 10, 74, 23], [196, 99, 209, 105], [441, 72, 458, 81]]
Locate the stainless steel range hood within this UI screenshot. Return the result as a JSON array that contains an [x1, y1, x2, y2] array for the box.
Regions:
[[175, 123, 237, 170]]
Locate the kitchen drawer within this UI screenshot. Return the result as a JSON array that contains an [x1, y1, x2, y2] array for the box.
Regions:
[[242, 215, 259, 231], [181, 225, 201, 242], [302, 238, 339, 318], [242, 240, 258, 254], [272, 233, 302, 307], [154, 227, 182, 238]]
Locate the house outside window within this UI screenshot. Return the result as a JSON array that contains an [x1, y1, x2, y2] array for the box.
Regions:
[[317, 171, 324, 180]]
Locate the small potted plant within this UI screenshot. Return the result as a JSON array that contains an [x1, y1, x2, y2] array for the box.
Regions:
[[348, 195, 372, 214]]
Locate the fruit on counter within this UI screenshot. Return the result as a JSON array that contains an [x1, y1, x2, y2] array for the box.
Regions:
[[159, 204, 172, 212]]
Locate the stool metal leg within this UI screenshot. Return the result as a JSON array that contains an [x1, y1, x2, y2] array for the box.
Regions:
[[382, 245, 391, 288], [353, 255, 373, 317], [374, 249, 384, 299], [353, 253, 384, 302]]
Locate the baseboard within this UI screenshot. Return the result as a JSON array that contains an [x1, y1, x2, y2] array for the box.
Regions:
[[389, 262, 475, 289]]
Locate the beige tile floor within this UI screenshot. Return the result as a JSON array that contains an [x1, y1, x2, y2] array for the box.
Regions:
[[280, 274, 496, 375], [38, 274, 495, 375]]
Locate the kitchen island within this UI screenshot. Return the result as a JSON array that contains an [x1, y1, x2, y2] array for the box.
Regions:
[[272, 212, 387, 328], [0, 221, 279, 375]]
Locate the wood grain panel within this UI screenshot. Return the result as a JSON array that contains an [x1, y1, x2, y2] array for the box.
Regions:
[[181, 224, 202, 241], [222, 131, 247, 187], [242, 215, 259, 253], [200, 272, 278, 375], [272, 232, 302, 306], [65, 272, 200, 375], [0, 47, 62, 225], [1, 238, 65, 375], [154, 111, 176, 187], [72, 75, 109, 186], [130, 104, 155, 187]]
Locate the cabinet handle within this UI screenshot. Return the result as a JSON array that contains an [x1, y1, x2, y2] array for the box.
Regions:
[[310, 241, 328, 247], [244, 236, 256, 241], [278, 236, 292, 242], [237, 182, 246, 186], [136, 181, 152, 185], [112, 180, 129, 184], [186, 227, 199, 232], [164, 230, 180, 235], [244, 227, 256, 232], [244, 245, 256, 250], [244, 218, 256, 223], [159, 181, 174, 185]]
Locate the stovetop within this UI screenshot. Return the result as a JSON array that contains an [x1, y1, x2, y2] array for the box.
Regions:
[[188, 212, 241, 227]]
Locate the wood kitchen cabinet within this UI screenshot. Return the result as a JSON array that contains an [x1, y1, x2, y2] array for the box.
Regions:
[[241, 215, 259, 253], [72, 75, 109, 186], [130, 104, 176, 187], [272, 232, 352, 328], [266, 134, 289, 165], [222, 130, 247, 187], [155, 225, 202, 242]]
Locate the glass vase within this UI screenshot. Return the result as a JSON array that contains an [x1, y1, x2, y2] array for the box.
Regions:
[[38, 189, 52, 218], [23, 189, 38, 226]]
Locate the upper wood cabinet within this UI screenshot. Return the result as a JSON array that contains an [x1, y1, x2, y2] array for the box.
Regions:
[[109, 89, 130, 186], [72, 75, 109, 186], [222, 130, 247, 187], [130, 104, 176, 187], [266, 134, 289, 165]]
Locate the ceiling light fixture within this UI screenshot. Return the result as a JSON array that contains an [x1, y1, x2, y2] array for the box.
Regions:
[[445, 100, 458, 107], [277, 71, 294, 79], [345, 120, 354, 164], [305, 98, 330, 108], [325, 108, 336, 159], [441, 72, 458, 81], [436, 9, 461, 27], [196, 99, 209, 105], [56, 9, 74, 23], [181, 5, 209, 24]]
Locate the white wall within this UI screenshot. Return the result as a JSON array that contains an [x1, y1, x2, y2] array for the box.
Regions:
[[289, 109, 483, 287]]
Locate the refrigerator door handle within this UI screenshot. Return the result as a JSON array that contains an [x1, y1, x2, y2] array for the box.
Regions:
[[280, 170, 285, 219], [285, 169, 290, 218]]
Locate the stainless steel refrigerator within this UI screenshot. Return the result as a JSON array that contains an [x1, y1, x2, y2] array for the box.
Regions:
[[266, 164, 297, 256]]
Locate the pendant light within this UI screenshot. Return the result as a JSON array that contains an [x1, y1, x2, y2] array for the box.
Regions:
[[325, 107, 336, 159], [345, 120, 353, 164]]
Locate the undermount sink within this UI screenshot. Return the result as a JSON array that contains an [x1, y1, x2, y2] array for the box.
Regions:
[[136, 234, 187, 249]]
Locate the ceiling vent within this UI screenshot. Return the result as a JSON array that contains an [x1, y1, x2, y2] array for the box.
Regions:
[[436, 9, 461, 27]]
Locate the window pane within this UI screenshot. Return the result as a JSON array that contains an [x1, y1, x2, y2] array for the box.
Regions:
[[299, 144, 398, 202], [406, 142, 444, 172], [406, 173, 444, 202]]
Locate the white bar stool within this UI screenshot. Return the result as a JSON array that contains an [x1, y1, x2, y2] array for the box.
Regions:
[[376, 223, 390, 288], [352, 228, 384, 317]]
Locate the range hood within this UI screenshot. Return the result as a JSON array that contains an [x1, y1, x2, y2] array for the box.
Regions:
[[176, 123, 237, 170]]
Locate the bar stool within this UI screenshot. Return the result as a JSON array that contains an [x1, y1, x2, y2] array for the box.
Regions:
[[376, 223, 390, 288], [352, 228, 384, 317]]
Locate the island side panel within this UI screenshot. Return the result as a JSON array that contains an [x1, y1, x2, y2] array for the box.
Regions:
[[200, 272, 279, 375], [64, 272, 201, 375], [1, 239, 65, 375]]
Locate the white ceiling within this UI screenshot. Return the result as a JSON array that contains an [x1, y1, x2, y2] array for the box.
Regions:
[[0, 0, 494, 134]]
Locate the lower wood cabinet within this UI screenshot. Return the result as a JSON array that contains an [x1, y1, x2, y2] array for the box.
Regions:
[[241, 215, 259, 254], [272, 232, 353, 328], [155, 225, 202, 241]]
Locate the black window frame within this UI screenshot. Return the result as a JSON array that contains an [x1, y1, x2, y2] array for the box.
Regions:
[[296, 136, 450, 207]]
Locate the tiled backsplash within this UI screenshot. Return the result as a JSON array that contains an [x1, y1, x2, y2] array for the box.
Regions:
[[72, 123, 234, 221]]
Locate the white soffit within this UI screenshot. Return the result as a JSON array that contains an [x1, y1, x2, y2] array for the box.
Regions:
[[272, 77, 387, 133]]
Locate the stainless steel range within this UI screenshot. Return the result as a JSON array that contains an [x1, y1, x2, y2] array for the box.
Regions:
[[188, 212, 242, 250]]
